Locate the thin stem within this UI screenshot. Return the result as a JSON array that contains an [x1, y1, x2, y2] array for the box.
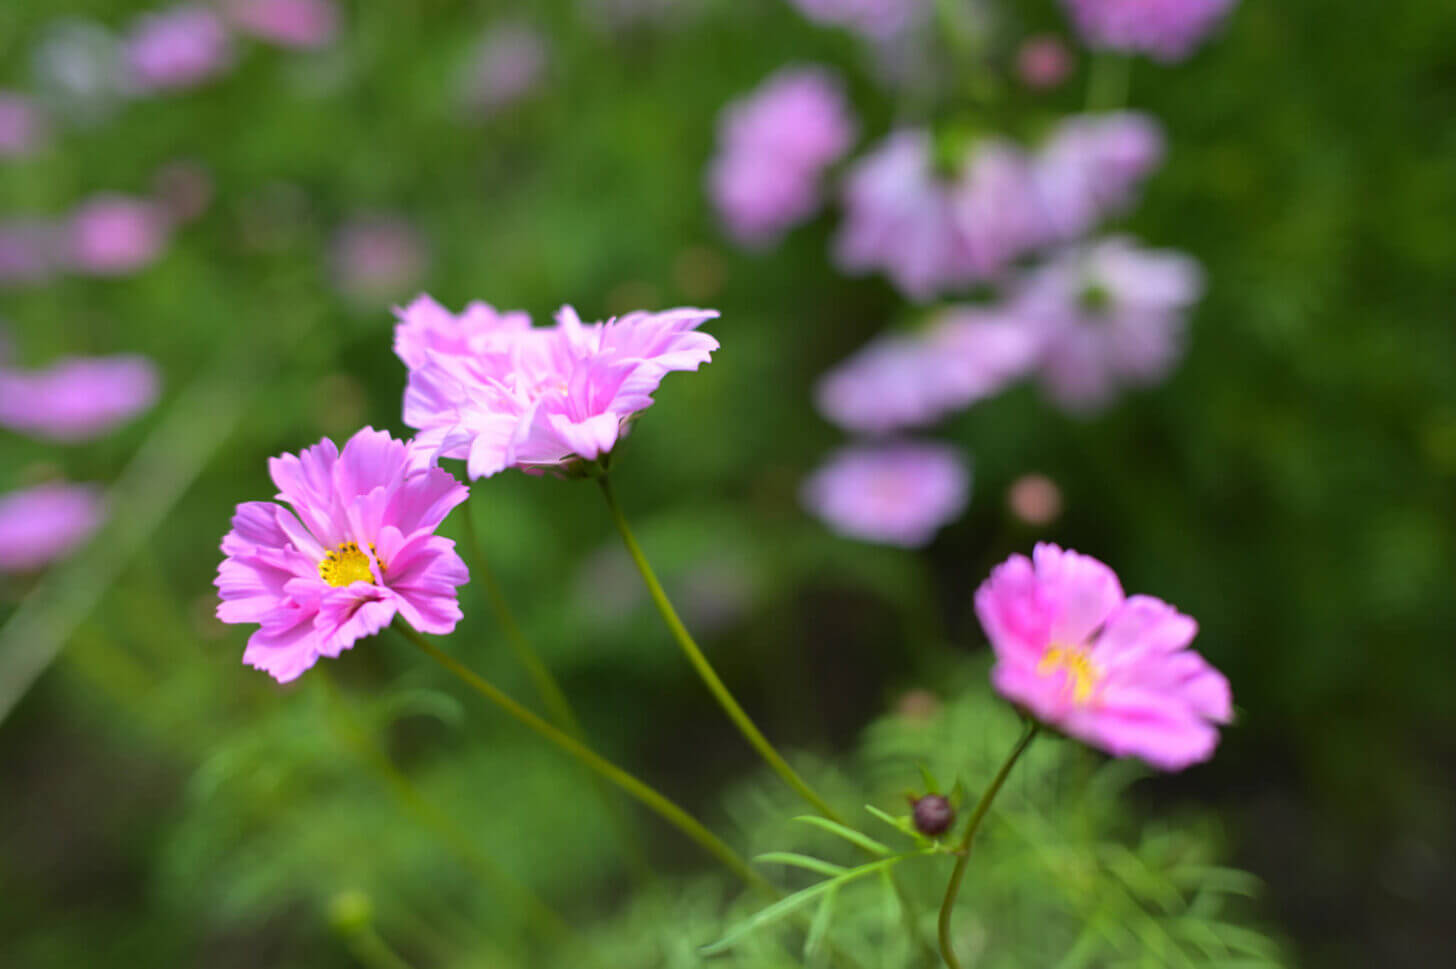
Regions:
[[597, 475, 846, 826], [937, 724, 1038, 969], [458, 495, 653, 883], [393, 621, 774, 896]]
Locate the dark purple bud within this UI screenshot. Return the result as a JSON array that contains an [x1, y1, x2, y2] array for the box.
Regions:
[[912, 794, 955, 836]]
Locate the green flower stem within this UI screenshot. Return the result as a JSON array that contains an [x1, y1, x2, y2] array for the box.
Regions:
[[457, 495, 653, 883], [393, 621, 773, 896], [597, 475, 847, 827], [937, 723, 1039, 969]]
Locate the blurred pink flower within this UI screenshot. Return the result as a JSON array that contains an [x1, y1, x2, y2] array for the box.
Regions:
[[332, 214, 429, 306], [0, 353, 160, 441], [1006, 473, 1063, 526], [461, 23, 548, 117], [404, 303, 718, 478], [65, 193, 169, 275], [124, 6, 234, 92], [787, 0, 925, 41], [0, 220, 63, 286], [709, 66, 856, 247], [1017, 35, 1074, 89], [1033, 111, 1164, 243], [801, 441, 969, 547], [0, 92, 50, 158], [152, 160, 215, 225], [1013, 236, 1202, 412], [225, 0, 339, 50], [1061, 0, 1238, 62], [215, 427, 470, 683], [392, 294, 532, 371], [0, 482, 104, 572], [951, 138, 1049, 279], [976, 543, 1232, 770]]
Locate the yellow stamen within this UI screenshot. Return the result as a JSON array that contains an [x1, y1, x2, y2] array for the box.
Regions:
[[1037, 645, 1100, 704], [318, 541, 377, 588]]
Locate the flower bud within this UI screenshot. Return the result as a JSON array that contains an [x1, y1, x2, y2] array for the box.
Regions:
[[912, 794, 955, 836]]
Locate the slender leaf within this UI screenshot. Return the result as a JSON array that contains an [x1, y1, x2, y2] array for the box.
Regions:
[[793, 815, 891, 856], [754, 852, 849, 878]]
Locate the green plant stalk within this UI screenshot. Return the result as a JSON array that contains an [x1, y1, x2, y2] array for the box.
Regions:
[[458, 495, 653, 883], [597, 475, 846, 826], [393, 621, 774, 896], [937, 723, 1039, 969]]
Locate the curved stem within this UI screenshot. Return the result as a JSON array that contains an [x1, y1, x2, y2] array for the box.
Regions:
[[597, 475, 846, 826], [393, 622, 773, 896], [458, 496, 653, 883], [937, 724, 1038, 969]]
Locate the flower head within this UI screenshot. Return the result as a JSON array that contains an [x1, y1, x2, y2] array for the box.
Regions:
[[1013, 236, 1202, 412], [460, 23, 548, 117], [1033, 112, 1165, 243], [64, 193, 169, 276], [225, 0, 339, 50], [1017, 35, 1074, 90], [392, 293, 532, 371], [0, 92, 50, 158], [403, 301, 718, 478], [124, 6, 234, 93], [787, 0, 925, 42], [331, 214, 429, 306], [976, 543, 1232, 770], [1061, 0, 1238, 62], [0, 353, 159, 441], [708, 66, 856, 247], [215, 427, 469, 683], [801, 441, 969, 547], [0, 482, 103, 573]]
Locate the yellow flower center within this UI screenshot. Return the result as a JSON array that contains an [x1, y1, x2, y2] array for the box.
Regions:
[[1037, 645, 1101, 704], [318, 542, 378, 588]]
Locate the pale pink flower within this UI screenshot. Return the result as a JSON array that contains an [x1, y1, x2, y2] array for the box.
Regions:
[[1006, 473, 1063, 526], [215, 427, 469, 683], [787, 0, 925, 41], [0, 354, 160, 441], [0, 219, 63, 286], [801, 441, 969, 547], [1061, 0, 1238, 62], [1017, 35, 1073, 90], [461, 23, 547, 117], [0, 93, 50, 158], [976, 543, 1232, 770], [124, 6, 234, 92], [225, 0, 339, 50], [1013, 236, 1202, 412], [331, 214, 429, 306], [403, 303, 718, 478], [709, 66, 856, 247], [1033, 112, 1165, 243], [64, 193, 169, 275], [392, 294, 532, 371], [950, 138, 1050, 279], [0, 482, 104, 572]]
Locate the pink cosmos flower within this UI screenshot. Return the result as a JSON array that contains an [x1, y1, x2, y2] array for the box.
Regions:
[[801, 441, 969, 547], [709, 66, 856, 247], [1017, 35, 1074, 90], [814, 307, 1041, 434], [124, 6, 234, 93], [0, 93, 50, 158], [393, 293, 533, 371], [1013, 236, 1202, 412], [1061, 0, 1238, 62], [215, 427, 470, 683], [976, 543, 1232, 770], [0, 482, 104, 572], [403, 303, 718, 478], [1033, 112, 1165, 243], [64, 193, 169, 276], [461, 23, 548, 117], [225, 0, 339, 50], [0, 354, 160, 441]]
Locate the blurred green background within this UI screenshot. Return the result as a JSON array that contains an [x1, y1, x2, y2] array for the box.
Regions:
[[1, 1, 1453, 967]]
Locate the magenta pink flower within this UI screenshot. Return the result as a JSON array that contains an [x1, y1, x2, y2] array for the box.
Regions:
[[0, 354, 160, 441], [64, 193, 169, 276], [1013, 236, 1202, 412], [393, 294, 533, 371], [1061, 0, 1238, 62], [1033, 112, 1165, 243], [0, 482, 103, 573], [1017, 35, 1074, 90], [0, 93, 50, 158], [461, 23, 548, 117], [801, 441, 969, 547], [404, 303, 718, 478], [124, 6, 234, 92], [215, 428, 469, 683], [708, 66, 856, 247], [976, 543, 1232, 770], [225, 0, 339, 50]]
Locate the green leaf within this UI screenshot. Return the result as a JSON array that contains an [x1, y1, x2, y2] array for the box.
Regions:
[[754, 852, 849, 878], [792, 816, 891, 856], [863, 804, 917, 840], [804, 884, 837, 960]]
